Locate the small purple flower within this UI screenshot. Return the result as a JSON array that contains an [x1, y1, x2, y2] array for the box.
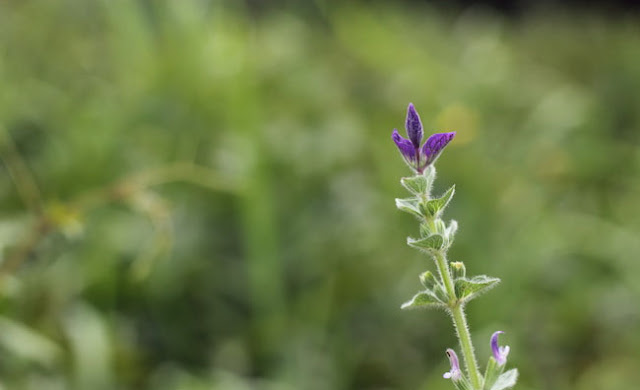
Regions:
[[491, 331, 510, 366], [443, 348, 462, 381], [391, 103, 455, 173]]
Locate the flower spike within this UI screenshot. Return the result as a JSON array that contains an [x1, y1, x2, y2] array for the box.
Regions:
[[391, 104, 455, 173], [443, 348, 462, 381], [491, 331, 510, 366]]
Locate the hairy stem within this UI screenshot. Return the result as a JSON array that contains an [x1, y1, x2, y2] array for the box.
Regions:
[[435, 251, 482, 389], [451, 304, 482, 389], [434, 251, 456, 302]]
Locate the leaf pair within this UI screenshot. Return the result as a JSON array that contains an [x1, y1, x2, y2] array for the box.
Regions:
[[454, 275, 501, 305], [401, 272, 500, 310], [395, 184, 456, 220], [401, 271, 448, 309], [400, 174, 432, 195], [407, 234, 444, 255], [423, 185, 455, 218]]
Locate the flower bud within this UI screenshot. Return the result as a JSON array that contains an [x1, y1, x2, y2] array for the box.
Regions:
[[450, 261, 466, 279]]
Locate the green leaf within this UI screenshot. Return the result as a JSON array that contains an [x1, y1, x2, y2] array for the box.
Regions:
[[419, 271, 448, 302], [424, 185, 455, 217], [454, 378, 475, 390], [490, 369, 518, 390], [435, 219, 446, 233], [482, 357, 502, 390], [401, 290, 445, 310], [446, 220, 458, 244], [419, 222, 432, 237], [395, 198, 423, 218], [419, 271, 438, 289], [401, 175, 429, 195], [407, 234, 444, 253], [455, 275, 500, 302]]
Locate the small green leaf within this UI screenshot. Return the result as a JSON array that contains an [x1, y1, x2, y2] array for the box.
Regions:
[[424, 185, 455, 217], [419, 271, 438, 289], [482, 357, 502, 390], [424, 201, 438, 217], [423, 165, 436, 182], [419, 222, 432, 237], [490, 369, 518, 390], [395, 198, 423, 218], [407, 234, 444, 252], [419, 271, 448, 302], [455, 275, 501, 302], [401, 290, 445, 310], [401, 175, 429, 195], [419, 219, 446, 238], [435, 219, 446, 233], [455, 378, 475, 390], [446, 220, 458, 244]]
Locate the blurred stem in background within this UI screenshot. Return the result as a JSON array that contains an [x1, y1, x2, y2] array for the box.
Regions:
[[240, 138, 287, 363], [227, 71, 288, 364], [0, 140, 235, 284], [0, 125, 44, 215]]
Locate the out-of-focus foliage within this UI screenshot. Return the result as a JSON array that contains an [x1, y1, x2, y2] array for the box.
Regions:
[[1, 1, 640, 389]]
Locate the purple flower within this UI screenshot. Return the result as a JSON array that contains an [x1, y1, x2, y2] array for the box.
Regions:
[[392, 103, 455, 173], [491, 331, 510, 366], [443, 348, 462, 381]]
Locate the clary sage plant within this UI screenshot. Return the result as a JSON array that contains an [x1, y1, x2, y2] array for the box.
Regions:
[[392, 104, 518, 390]]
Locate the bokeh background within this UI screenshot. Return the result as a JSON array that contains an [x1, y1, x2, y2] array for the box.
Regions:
[[1, 1, 640, 389]]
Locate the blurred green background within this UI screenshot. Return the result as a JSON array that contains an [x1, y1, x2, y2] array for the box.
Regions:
[[1, 1, 640, 389]]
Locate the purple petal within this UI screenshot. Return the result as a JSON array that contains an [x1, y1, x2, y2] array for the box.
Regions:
[[491, 331, 510, 366], [405, 103, 423, 148], [392, 129, 416, 162], [443, 348, 462, 381], [421, 132, 456, 166]]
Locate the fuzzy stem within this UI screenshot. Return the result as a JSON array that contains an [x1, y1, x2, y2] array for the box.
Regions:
[[451, 304, 482, 389], [435, 251, 482, 389], [434, 251, 456, 302]]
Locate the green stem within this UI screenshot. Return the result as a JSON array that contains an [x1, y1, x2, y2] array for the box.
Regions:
[[451, 304, 482, 389], [434, 251, 482, 390], [434, 251, 456, 302]]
